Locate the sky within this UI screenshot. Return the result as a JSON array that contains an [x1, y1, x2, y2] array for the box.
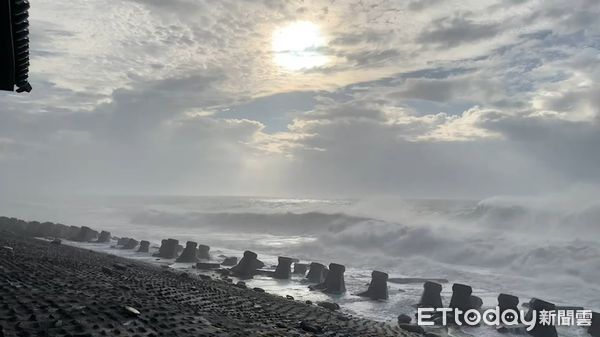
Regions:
[[0, 0, 599, 198]]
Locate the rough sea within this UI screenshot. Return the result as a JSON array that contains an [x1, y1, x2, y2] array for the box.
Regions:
[[2, 193, 599, 336]]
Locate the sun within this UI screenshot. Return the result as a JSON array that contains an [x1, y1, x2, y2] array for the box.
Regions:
[[272, 21, 328, 71]]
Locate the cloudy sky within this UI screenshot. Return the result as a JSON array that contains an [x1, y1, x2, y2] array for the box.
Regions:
[[0, 0, 599, 198]]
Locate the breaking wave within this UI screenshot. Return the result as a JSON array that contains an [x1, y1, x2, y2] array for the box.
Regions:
[[126, 194, 600, 290], [1, 191, 599, 310]]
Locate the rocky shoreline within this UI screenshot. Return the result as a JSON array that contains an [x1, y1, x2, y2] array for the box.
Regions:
[[0, 231, 416, 337], [2, 216, 599, 337]]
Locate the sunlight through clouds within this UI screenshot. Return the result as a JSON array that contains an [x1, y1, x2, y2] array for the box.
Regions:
[[272, 21, 329, 71]]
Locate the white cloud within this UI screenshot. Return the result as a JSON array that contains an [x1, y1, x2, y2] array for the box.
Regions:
[[0, 0, 599, 197]]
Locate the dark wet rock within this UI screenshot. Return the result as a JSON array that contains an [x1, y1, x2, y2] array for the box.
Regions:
[[397, 314, 411, 324], [176, 241, 199, 263], [221, 257, 238, 266], [398, 324, 425, 334], [273, 256, 294, 279], [96, 231, 111, 243], [498, 293, 519, 318], [470, 295, 483, 309], [317, 301, 340, 311], [0, 230, 419, 337], [51, 239, 62, 245], [253, 287, 265, 293], [420, 281, 443, 308], [235, 281, 246, 289], [122, 239, 139, 250], [357, 270, 388, 300], [286, 295, 294, 300], [117, 237, 131, 246], [71, 226, 98, 242], [313, 263, 346, 294], [153, 238, 179, 259], [299, 321, 323, 333], [526, 298, 558, 337], [590, 312, 600, 337], [305, 262, 327, 283], [231, 251, 260, 278], [196, 263, 221, 270], [113, 263, 127, 271], [197, 244, 210, 260], [293, 263, 308, 275], [137, 240, 150, 253]]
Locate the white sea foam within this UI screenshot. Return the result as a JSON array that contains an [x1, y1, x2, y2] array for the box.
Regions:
[[3, 192, 599, 337]]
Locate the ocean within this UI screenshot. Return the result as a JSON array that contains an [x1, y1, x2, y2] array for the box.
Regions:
[[1, 194, 599, 336]]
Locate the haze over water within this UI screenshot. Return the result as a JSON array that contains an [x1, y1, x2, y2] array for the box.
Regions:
[[2, 193, 599, 336]]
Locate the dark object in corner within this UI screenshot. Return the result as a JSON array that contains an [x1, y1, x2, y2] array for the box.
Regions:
[[1, 0, 32, 92], [589, 312, 600, 337]]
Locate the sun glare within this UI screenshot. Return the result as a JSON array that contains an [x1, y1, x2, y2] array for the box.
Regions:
[[272, 21, 328, 71]]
